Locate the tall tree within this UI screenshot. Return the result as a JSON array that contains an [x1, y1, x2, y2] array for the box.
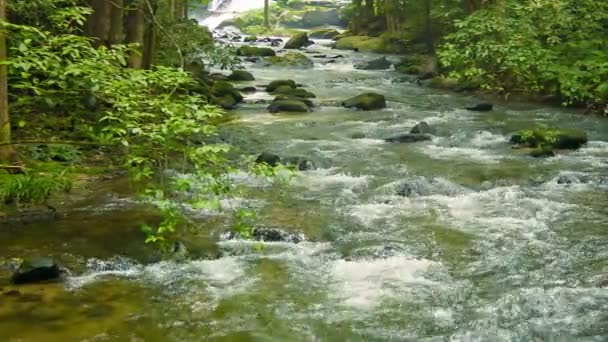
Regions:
[[126, 0, 146, 68], [0, 0, 15, 163], [264, 0, 269, 29]]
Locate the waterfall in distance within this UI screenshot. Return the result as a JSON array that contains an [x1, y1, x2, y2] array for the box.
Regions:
[[200, 0, 268, 29]]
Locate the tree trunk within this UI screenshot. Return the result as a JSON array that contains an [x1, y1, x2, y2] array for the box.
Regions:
[[89, 0, 113, 46], [0, 0, 16, 163], [126, 0, 146, 69], [109, 0, 125, 45], [423, 0, 434, 53], [264, 0, 269, 28]]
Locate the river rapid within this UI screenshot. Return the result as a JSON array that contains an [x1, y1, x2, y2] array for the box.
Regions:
[[1, 35, 607, 341]]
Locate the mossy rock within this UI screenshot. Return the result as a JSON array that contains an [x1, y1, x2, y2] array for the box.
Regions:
[[268, 100, 310, 113], [334, 36, 385, 53], [236, 45, 276, 57], [426, 76, 459, 90], [530, 146, 556, 158], [273, 95, 314, 108], [212, 81, 243, 103], [395, 55, 437, 75], [309, 28, 341, 39], [265, 52, 314, 68], [333, 31, 353, 41], [266, 80, 297, 92], [211, 94, 238, 109], [342, 93, 386, 110], [271, 86, 316, 98], [510, 128, 588, 150], [284, 32, 313, 49], [227, 70, 255, 81], [244, 35, 258, 42], [12, 257, 61, 284]]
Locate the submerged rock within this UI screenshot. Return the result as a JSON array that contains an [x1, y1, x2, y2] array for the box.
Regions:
[[284, 32, 313, 49], [342, 93, 386, 110], [255, 152, 281, 166], [466, 103, 494, 112], [12, 257, 61, 284], [510, 128, 588, 150], [236, 45, 276, 57], [227, 70, 255, 81], [410, 121, 435, 135], [354, 57, 392, 70], [223, 227, 305, 244], [385, 134, 432, 143], [283, 156, 315, 171], [252, 227, 305, 243]]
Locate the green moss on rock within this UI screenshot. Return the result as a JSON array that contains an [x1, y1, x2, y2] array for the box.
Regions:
[[244, 35, 258, 42], [212, 81, 243, 103], [266, 52, 314, 68], [342, 93, 386, 110], [266, 80, 297, 92], [237, 45, 276, 57], [268, 100, 310, 113], [510, 128, 588, 150], [309, 28, 341, 39], [271, 86, 316, 98], [227, 70, 255, 81], [284, 32, 313, 49], [334, 36, 384, 52]]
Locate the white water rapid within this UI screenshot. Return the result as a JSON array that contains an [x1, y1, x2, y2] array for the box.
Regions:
[[199, 0, 268, 29]]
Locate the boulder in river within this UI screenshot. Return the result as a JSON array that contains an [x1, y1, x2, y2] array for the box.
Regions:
[[252, 227, 304, 244], [243, 35, 258, 42], [212, 94, 238, 109], [342, 93, 386, 110], [385, 134, 432, 143], [354, 57, 392, 70], [238, 86, 257, 93], [236, 45, 276, 57], [334, 36, 385, 53], [273, 94, 314, 108], [227, 70, 255, 81], [529, 146, 556, 158], [284, 32, 313, 49], [211, 81, 243, 103], [268, 100, 310, 113], [410, 121, 435, 135], [510, 128, 588, 150], [309, 28, 341, 39], [283, 156, 315, 171], [266, 79, 297, 92], [271, 86, 316, 99], [270, 38, 283, 47], [255, 152, 281, 166], [265, 52, 314, 68], [12, 257, 61, 284], [466, 103, 494, 112]]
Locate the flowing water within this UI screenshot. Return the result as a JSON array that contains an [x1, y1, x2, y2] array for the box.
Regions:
[[1, 37, 608, 341], [199, 0, 267, 29]]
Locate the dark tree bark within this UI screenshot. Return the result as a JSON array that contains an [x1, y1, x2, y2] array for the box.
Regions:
[[0, 0, 16, 163], [126, 0, 146, 68], [109, 0, 125, 45]]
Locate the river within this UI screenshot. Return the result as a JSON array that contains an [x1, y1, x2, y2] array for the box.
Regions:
[[1, 36, 607, 341]]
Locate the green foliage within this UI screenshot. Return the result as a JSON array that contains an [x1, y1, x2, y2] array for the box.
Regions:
[[232, 208, 256, 239], [0, 171, 71, 206], [438, 0, 608, 109]]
